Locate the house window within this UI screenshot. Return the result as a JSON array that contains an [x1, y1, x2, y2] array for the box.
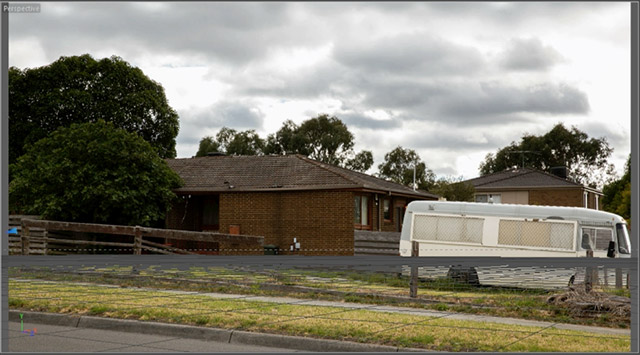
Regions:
[[383, 199, 392, 222], [202, 196, 220, 230], [475, 194, 501, 203], [354, 195, 370, 229]]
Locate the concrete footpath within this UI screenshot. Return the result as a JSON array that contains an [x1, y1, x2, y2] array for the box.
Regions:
[[9, 311, 425, 352], [12, 279, 630, 336]]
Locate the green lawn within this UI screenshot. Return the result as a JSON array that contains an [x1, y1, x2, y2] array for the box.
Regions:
[[8, 280, 630, 352]]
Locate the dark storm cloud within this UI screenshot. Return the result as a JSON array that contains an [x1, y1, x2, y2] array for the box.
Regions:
[[177, 101, 264, 145], [499, 38, 564, 71], [340, 113, 402, 130], [361, 79, 448, 109], [439, 82, 590, 118], [333, 33, 486, 77], [10, 2, 303, 66], [403, 129, 511, 151], [424, 2, 614, 26]]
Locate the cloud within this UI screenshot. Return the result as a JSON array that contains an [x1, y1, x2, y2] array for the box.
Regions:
[[499, 37, 565, 71], [333, 32, 486, 77], [340, 113, 402, 130], [438, 81, 590, 118], [177, 101, 265, 144]]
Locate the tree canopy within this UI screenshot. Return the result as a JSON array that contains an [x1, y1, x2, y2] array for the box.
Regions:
[[195, 136, 221, 157], [430, 177, 475, 202], [602, 154, 630, 222], [9, 54, 180, 164], [200, 115, 373, 172], [9, 121, 183, 227], [478, 123, 614, 189], [377, 146, 436, 191]]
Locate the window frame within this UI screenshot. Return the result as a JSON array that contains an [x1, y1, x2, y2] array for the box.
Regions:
[[383, 198, 392, 223], [354, 194, 372, 230]]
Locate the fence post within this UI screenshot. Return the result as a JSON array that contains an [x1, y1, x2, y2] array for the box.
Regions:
[[409, 241, 419, 298], [585, 249, 593, 292], [21, 222, 30, 256], [615, 268, 623, 289], [133, 227, 142, 255]]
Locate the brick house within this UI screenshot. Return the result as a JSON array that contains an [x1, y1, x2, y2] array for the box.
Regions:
[[463, 167, 603, 210], [165, 154, 438, 255]]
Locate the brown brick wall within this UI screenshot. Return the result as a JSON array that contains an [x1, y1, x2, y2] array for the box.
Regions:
[[528, 188, 584, 207], [218, 190, 354, 256]]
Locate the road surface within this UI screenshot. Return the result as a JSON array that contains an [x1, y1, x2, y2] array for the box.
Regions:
[[7, 321, 302, 352]]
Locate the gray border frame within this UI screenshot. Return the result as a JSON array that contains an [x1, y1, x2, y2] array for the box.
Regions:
[[0, 2, 638, 354], [1, 2, 8, 353]]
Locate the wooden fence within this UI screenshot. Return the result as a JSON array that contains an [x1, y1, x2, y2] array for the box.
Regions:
[[354, 231, 401, 256], [17, 218, 264, 255]]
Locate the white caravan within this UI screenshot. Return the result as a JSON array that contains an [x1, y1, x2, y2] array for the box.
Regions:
[[400, 201, 631, 258]]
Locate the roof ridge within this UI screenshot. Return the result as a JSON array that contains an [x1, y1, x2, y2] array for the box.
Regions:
[[473, 167, 531, 187], [294, 155, 361, 185], [295, 155, 438, 197], [535, 167, 584, 187]]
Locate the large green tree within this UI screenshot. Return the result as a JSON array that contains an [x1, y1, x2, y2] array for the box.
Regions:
[[377, 146, 436, 191], [479, 123, 614, 189], [195, 136, 221, 157], [9, 121, 182, 227], [602, 154, 631, 222], [196, 127, 265, 156], [263, 115, 374, 172], [430, 177, 475, 202], [9, 54, 180, 164]]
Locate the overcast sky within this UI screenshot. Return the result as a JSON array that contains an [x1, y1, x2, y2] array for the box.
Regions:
[[9, 2, 631, 179]]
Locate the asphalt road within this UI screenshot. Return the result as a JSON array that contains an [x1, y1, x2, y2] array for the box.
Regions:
[[7, 321, 302, 353]]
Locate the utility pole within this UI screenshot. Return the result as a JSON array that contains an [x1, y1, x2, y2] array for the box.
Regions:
[[413, 162, 416, 191]]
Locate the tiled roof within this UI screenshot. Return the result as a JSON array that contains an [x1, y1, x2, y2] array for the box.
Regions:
[[166, 154, 438, 199], [464, 167, 596, 190]]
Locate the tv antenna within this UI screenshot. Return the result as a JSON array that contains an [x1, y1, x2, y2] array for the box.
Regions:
[[507, 150, 540, 169]]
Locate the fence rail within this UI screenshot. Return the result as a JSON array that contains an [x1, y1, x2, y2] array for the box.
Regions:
[[17, 217, 264, 255], [354, 231, 400, 256]]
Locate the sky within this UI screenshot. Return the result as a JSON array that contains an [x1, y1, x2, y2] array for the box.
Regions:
[[8, 2, 632, 180]]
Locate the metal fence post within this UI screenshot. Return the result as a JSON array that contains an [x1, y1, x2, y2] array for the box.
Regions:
[[409, 241, 419, 298], [133, 226, 142, 255]]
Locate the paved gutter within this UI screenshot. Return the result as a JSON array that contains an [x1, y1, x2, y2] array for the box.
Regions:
[[9, 310, 428, 352]]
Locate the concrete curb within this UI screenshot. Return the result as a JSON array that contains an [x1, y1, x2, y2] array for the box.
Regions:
[[10, 310, 430, 352]]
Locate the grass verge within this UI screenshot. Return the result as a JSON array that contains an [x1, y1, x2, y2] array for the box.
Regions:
[[8, 280, 629, 352], [9, 266, 629, 329]]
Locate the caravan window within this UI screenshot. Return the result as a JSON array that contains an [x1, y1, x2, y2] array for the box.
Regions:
[[616, 224, 630, 254], [580, 228, 613, 251]]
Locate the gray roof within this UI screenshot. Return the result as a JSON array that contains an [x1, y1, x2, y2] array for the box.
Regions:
[[464, 167, 601, 193], [166, 154, 438, 199]]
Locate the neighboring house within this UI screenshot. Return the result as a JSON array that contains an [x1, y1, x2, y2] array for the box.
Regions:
[[165, 154, 438, 255], [463, 167, 603, 210]]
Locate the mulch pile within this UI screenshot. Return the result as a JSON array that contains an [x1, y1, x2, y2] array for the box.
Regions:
[[546, 287, 630, 321]]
